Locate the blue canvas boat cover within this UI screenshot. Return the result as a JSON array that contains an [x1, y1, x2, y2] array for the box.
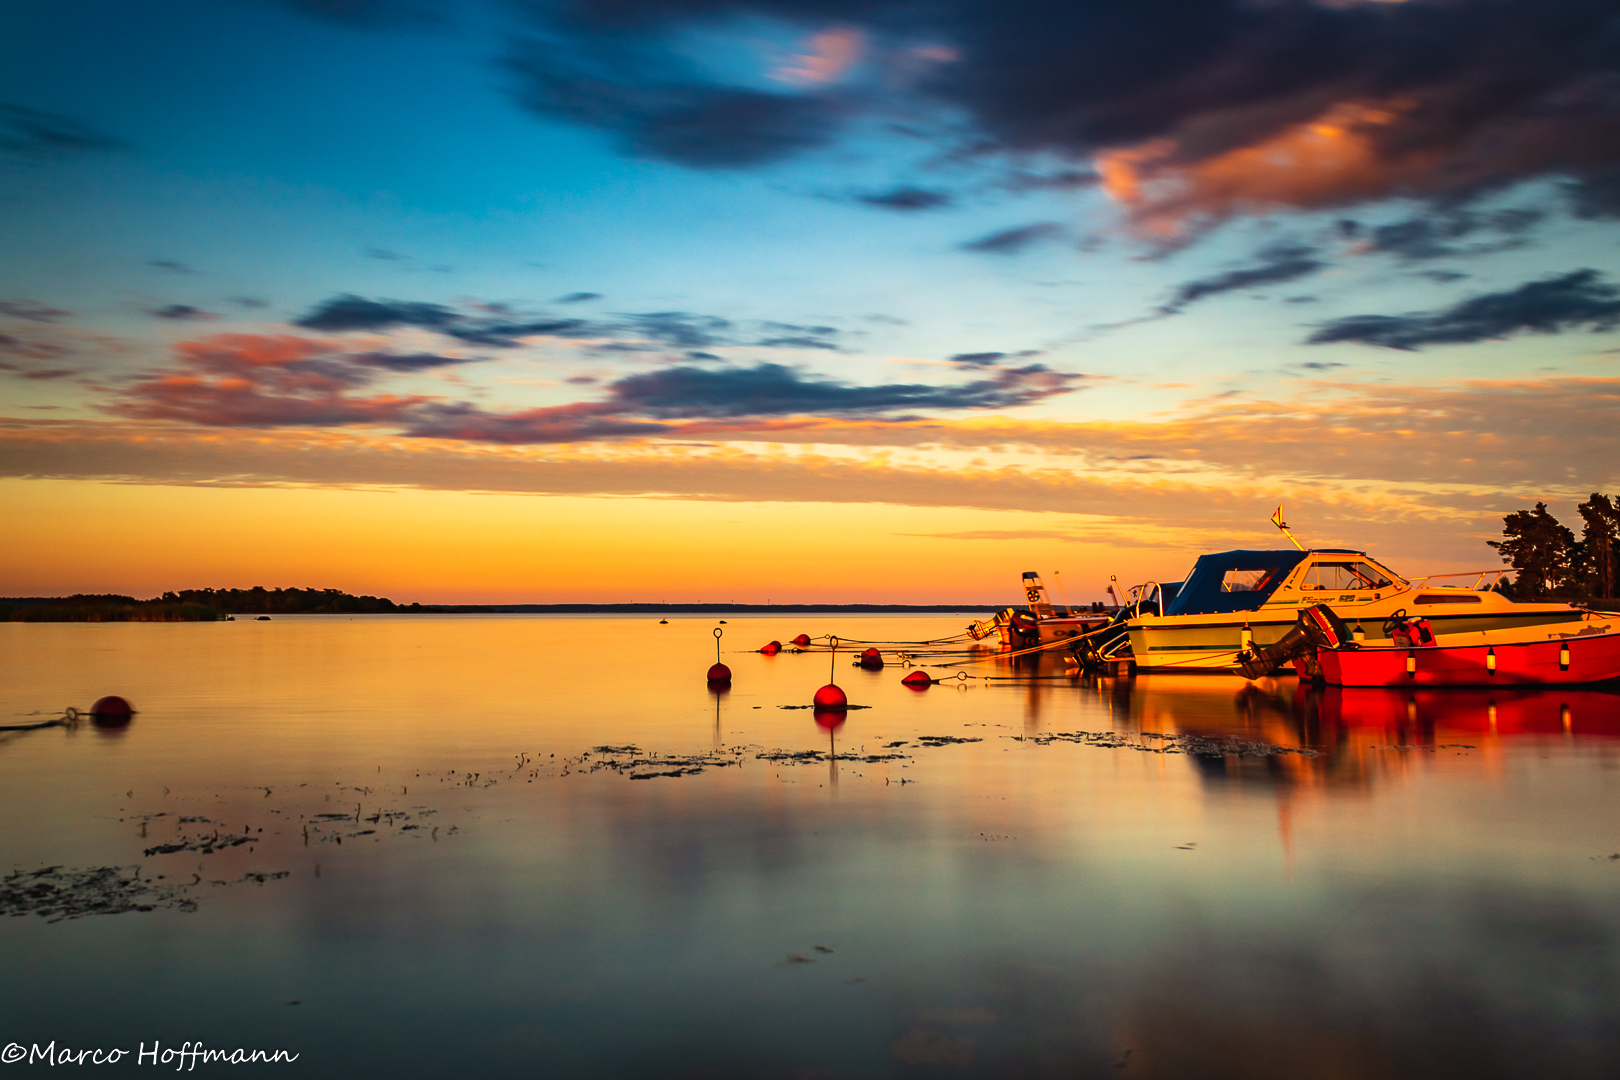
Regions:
[[1164, 549, 1310, 616]]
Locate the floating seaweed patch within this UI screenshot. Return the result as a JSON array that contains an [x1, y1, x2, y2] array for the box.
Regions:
[[1009, 730, 1318, 758], [1, 865, 197, 923]]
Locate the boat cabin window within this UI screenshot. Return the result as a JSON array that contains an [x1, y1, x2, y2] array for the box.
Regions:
[[1301, 561, 1395, 592], [1221, 569, 1274, 593]]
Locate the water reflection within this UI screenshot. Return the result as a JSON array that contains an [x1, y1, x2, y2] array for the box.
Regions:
[[3, 618, 1620, 1078]]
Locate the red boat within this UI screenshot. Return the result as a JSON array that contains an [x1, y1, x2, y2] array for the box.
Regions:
[[1308, 619, 1620, 687]]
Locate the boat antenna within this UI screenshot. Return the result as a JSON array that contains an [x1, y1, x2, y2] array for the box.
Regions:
[[1271, 504, 1306, 552], [1053, 570, 1074, 616]]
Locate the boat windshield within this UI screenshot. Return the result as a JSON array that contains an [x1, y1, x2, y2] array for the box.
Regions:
[[1300, 560, 1396, 592], [1164, 550, 1308, 616]]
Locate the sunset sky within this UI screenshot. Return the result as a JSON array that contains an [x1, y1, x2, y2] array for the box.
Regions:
[[3, 0, 1618, 603]]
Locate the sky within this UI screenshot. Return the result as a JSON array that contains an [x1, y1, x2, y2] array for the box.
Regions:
[[2, 0, 1618, 604]]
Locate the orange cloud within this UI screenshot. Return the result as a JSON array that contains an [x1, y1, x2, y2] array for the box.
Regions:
[[1097, 99, 1435, 236], [774, 27, 864, 85]]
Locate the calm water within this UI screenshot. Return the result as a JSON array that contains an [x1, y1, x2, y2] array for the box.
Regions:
[[4, 616, 1620, 1078]]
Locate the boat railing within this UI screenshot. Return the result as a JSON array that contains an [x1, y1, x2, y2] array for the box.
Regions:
[[1406, 569, 1509, 592]]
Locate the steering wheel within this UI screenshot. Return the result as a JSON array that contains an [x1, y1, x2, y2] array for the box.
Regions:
[[1381, 608, 1408, 636]]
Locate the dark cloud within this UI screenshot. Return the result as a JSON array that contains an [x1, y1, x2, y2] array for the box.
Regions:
[[856, 186, 952, 211], [151, 304, 217, 321], [557, 292, 602, 303], [445, 318, 587, 347], [566, 375, 599, 384], [685, 350, 721, 361], [1307, 269, 1620, 350], [464, 0, 1620, 231], [0, 301, 69, 323], [754, 321, 842, 351], [961, 221, 1066, 254], [1161, 244, 1324, 313], [148, 260, 195, 274], [366, 248, 405, 260], [0, 103, 129, 155], [294, 294, 459, 332], [622, 311, 734, 349], [232, 297, 269, 309], [604, 361, 1083, 418], [1567, 170, 1620, 220], [351, 351, 481, 372], [1417, 270, 1469, 285], [1360, 208, 1544, 261], [504, 37, 843, 169], [21, 369, 76, 380]]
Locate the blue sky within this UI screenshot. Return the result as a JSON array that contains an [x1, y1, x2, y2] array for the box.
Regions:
[[3, 0, 1619, 600]]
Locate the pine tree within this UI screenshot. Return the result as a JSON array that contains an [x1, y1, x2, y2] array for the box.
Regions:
[[1488, 502, 1576, 598], [1576, 493, 1620, 600]]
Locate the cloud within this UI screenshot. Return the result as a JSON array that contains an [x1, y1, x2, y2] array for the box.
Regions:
[[398, 403, 668, 444], [446, 0, 1620, 237], [1307, 269, 1620, 350], [1567, 169, 1620, 220], [101, 333, 1084, 443], [294, 294, 459, 332], [557, 292, 601, 303], [753, 321, 842, 351], [949, 350, 1041, 367], [621, 311, 734, 349], [291, 294, 585, 347], [110, 334, 429, 428], [0, 102, 129, 155], [1355, 207, 1544, 261], [0, 301, 69, 323], [603, 361, 1083, 418], [151, 305, 218, 321], [351, 351, 482, 372], [503, 36, 844, 169], [773, 27, 864, 86], [1161, 244, 1324, 313], [856, 186, 952, 211], [21, 368, 76, 380], [366, 248, 405, 260], [960, 222, 1066, 254], [148, 260, 195, 274]]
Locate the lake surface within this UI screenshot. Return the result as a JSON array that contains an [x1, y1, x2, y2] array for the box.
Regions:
[[4, 616, 1620, 1078]]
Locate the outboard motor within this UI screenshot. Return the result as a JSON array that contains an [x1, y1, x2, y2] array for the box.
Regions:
[[1235, 604, 1356, 680]]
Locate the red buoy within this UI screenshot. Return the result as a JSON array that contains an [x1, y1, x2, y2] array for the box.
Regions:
[[860, 647, 883, 669], [812, 683, 848, 709], [759, 641, 781, 655], [791, 634, 811, 648], [707, 663, 732, 682], [90, 695, 134, 726], [901, 670, 932, 689]]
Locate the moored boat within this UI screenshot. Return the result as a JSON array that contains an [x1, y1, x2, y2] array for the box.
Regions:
[[1127, 547, 1585, 672], [969, 571, 1112, 648], [1308, 617, 1620, 687]]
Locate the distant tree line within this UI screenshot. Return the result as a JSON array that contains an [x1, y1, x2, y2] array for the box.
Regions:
[[1489, 493, 1620, 601], [5, 586, 416, 621], [162, 586, 414, 615]]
